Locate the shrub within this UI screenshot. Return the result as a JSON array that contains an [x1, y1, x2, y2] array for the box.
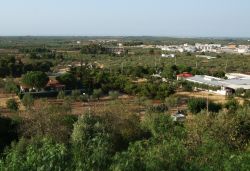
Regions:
[[57, 91, 65, 99], [92, 89, 103, 100], [243, 100, 250, 107], [6, 99, 19, 112], [208, 102, 222, 113], [21, 93, 34, 109], [4, 80, 19, 94], [109, 91, 119, 100], [166, 96, 180, 108], [0, 79, 5, 88], [188, 98, 222, 114], [244, 90, 250, 98], [79, 94, 89, 102], [224, 99, 240, 113], [235, 88, 245, 97], [182, 81, 193, 92], [148, 104, 168, 113], [188, 98, 206, 114], [71, 90, 81, 101]]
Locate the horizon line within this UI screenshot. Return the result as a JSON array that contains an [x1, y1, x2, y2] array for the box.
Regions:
[[0, 35, 250, 39]]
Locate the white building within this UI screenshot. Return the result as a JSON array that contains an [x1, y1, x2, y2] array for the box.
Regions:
[[184, 74, 250, 96], [225, 73, 250, 79], [178, 48, 184, 53], [237, 45, 249, 54], [184, 46, 196, 53], [195, 43, 221, 53], [161, 54, 175, 58]]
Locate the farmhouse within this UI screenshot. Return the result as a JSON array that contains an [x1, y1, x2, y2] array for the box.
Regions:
[[183, 74, 250, 96], [20, 79, 65, 93], [45, 79, 65, 91]]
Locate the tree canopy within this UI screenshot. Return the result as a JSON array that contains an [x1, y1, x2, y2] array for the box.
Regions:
[[21, 71, 49, 89]]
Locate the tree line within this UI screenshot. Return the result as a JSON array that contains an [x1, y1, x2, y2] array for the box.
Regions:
[[0, 56, 52, 77]]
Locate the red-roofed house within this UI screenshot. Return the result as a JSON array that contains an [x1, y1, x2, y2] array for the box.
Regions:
[[20, 79, 65, 93], [46, 79, 65, 91], [177, 72, 193, 80]]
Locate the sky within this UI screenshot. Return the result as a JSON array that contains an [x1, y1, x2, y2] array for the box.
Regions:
[[0, 0, 250, 37]]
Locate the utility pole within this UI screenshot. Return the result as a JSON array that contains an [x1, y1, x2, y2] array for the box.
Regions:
[[80, 55, 83, 82], [206, 93, 209, 116], [121, 62, 124, 74], [154, 56, 157, 68], [196, 55, 198, 69], [225, 56, 228, 73]]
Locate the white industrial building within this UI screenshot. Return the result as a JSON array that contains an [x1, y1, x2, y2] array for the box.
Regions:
[[184, 74, 250, 96]]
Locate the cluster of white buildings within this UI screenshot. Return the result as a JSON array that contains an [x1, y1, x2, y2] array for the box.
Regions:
[[157, 43, 250, 54], [157, 43, 196, 53]]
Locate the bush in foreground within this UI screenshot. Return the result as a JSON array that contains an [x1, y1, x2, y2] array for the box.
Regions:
[[6, 99, 19, 112]]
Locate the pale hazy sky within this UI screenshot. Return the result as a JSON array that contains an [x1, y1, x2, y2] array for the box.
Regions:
[[0, 0, 249, 37]]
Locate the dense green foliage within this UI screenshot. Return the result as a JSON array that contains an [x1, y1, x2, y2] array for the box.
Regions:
[[0, 56, 25, 78], [0, 138, 68, 170], [188, 98, 222, 114], [0, 56, 52, 78], [0, 106, 249, 170], [80, 44, 109, 55], [57, 73, 78, 90], [66, 64, 176, 100], [21, 71, 49, 90]]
